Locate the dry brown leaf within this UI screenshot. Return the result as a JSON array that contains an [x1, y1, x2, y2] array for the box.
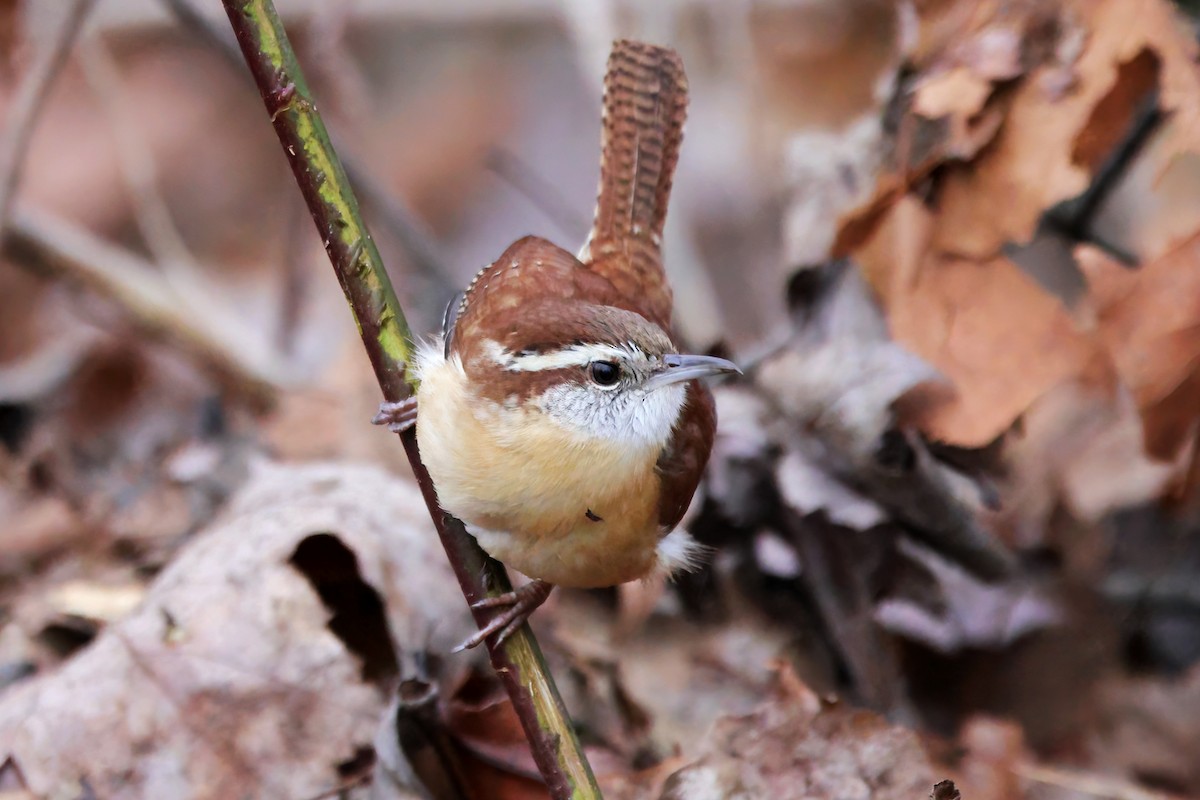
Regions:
[[908, 0, 1047, 76], [434, 664, 641, 800], [1100, 0, 1200, 176], [442, 671, 543, 788], [836, 0, 1067, 258], [1093, 122, 1200, 267], [857, 197, 1113, 445], [659, 662, 941, 800], [916, 65, 993, 122], [600, 757, 689, 800], [0, 461, 471, 799], [764, 1, 906, 275], [844, 0, 1200, 285], [553, 645, 655, 765], [998, 384, 1180, 546], [782, 117, 887, 268], [837, 0, 1200, 453], [929, 0, 1187, 260], [759, 256, 941, 463], [1071, 48, 1159, 174], [774, 448, 886, 530], [1078, 238, 1200, 460], [551, 588, 792, 769], [912, 66, 998, 156]]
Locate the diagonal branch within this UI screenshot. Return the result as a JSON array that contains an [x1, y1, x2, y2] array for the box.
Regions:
[[0, 1, 285, 405], [218, 3, 601, 798], [4, 208, 287, 402], [76, 35, 201, 281], [0, 0, 98, 229]]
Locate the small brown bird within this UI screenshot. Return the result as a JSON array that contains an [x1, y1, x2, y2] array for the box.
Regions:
[[375, 40, 738, 649]]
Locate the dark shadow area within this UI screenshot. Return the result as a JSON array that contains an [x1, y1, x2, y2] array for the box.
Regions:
[[289, 532, 400, 685]]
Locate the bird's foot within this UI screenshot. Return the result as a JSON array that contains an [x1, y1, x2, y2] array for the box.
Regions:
[[454, 579, 554, 652], [372, 397, 418, 433]]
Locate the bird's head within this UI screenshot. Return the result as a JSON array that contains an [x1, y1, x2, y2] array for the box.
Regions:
[[465, 303, 739, 449]]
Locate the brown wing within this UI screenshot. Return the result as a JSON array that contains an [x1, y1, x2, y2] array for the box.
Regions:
[[656, 381, 717, 530], [582, 40, 688, 331]]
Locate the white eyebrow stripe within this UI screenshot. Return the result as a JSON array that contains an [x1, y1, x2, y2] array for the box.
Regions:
[[483, 339, 636, 372]]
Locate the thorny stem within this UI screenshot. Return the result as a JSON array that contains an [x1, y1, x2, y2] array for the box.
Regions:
[[219, 3, 601, 798]]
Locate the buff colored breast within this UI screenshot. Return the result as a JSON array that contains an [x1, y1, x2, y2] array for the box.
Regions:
[[416, 349, 663, 588]]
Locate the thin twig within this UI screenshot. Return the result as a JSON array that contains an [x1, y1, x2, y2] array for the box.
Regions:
[[218, 3, 601, 798], [163, 0, 456, 306], [0, 2, 284, 406], [4, 207, 287, 403], [301, 1, 373, 127], [76, 35, 204, 284], [0, 0, 98, 229]]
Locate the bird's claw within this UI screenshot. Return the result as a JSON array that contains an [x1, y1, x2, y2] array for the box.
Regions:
[[455, 580, 553, 652], [372, 397, 418, 433]]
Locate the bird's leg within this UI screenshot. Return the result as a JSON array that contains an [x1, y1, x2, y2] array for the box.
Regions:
[[372, 397, 418, 433], [454, 579, 554, 652]]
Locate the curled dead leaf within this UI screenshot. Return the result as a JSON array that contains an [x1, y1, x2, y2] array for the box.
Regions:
[[857, 197, 1114, 446], [659, 663, 940, 800], [1078, 238, 1200, 460], [0, 462, 471, 799]]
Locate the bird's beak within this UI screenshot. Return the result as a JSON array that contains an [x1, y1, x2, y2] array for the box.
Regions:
[[646, 353, 742, 390]]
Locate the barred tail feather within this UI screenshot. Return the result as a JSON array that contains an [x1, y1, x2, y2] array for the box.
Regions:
[[581, 39, 688, 329]]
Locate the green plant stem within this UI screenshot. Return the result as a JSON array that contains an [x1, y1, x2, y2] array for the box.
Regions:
[[219, 3, 601, 798]]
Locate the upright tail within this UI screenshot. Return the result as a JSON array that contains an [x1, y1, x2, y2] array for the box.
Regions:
[[581, 40, 688, 330]]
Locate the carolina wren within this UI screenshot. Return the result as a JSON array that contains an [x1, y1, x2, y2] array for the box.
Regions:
[[375, 40, 739, 649]]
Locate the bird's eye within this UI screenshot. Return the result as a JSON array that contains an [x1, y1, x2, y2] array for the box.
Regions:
[[589, 360, 621, 386]]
